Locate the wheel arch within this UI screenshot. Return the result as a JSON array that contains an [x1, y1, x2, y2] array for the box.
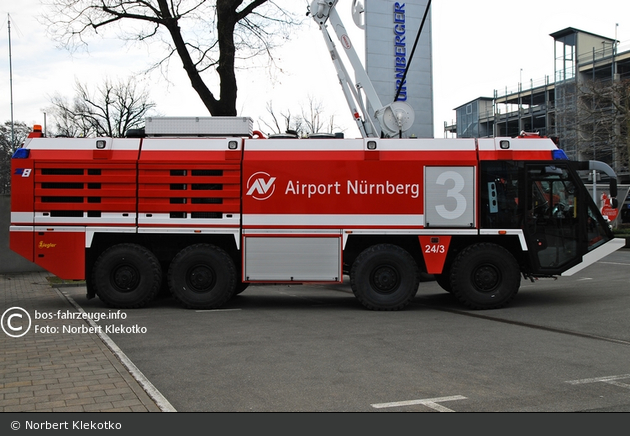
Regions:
[[86, 232, 241, 298], [344, 234, 425, 274], [87, 232, 240, 270], [440, 235, 529, 276], [344, 234, 529, 277]]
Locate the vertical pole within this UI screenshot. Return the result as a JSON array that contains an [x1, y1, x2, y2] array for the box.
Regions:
[[530, 79, 534, 133], [593, 170, 597, 209], [8, 14, 15, 149], [518, 71, 522, 134]]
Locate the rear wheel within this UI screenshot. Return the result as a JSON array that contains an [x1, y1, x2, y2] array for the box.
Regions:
[[233, 282, 249, 296], [450, 243, 521, 309], [92, 244, 162, 308], [168, 244, 237, 309], [350, 244, 420, 311]]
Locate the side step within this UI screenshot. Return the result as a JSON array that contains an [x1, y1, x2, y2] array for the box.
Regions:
[[561, 238, 627, 276]]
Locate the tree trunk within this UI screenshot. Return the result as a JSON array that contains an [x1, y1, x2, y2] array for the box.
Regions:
[[157, 0, 237, 116], [215, 0, 239, 116]]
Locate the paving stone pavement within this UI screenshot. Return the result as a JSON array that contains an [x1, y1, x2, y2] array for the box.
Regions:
[[0, 272, 166, 412]]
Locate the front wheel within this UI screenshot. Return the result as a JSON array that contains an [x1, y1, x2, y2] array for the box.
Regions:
[[450, 243, 521, 309], [350, 244, 420, 311]]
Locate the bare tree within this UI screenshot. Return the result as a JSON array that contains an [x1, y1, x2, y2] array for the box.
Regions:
[[576, 76, 630, 172], [301, 96, 327, 135], [42, 0, 300, 116], [47, 77, 156, 137], [258, 101, 303, 136], [259, 95, 344, 137], [0, 121, 30, 193]]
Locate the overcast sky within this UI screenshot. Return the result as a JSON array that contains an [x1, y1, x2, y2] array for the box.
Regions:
[[2, 0, 630, 138]]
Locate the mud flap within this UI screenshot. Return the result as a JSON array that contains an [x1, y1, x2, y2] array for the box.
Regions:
[[419, 236, 452, 274]]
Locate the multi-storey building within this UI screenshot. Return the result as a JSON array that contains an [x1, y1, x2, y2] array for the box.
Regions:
[[445, 27, 630, 185]]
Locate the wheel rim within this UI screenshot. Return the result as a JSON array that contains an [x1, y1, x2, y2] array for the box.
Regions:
[[186, 264, 216, 294], [111, 264, 140, 292], [370, 265, 400, 295], [472, 263, 501, 293]]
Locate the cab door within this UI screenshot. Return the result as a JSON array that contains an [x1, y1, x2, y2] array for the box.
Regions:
[[525, 163, 583, 274], [524, 162, 612, 275]]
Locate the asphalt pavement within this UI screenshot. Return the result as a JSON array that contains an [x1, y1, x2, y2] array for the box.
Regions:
[[2, 244, 630, 412]]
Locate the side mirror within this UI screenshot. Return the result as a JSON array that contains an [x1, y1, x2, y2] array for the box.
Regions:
[[610, 177, 618, 198]]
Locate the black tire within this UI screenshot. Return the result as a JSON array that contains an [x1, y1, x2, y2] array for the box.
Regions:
[[92, 244, 162, 308], [233, 282, 249, 296], [434, 271, 453, 293], [168, 244, 237, 309], [350, 244, 420, 311], [450, 243, 521, 309]]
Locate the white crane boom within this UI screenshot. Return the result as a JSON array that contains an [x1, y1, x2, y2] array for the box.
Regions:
[[308, 0, 415, 138]]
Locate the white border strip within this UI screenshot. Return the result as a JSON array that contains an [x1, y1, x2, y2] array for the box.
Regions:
[[34, 213, 137, 225], [243, 214, 425, 227], [562, 238, 626, 276], [479, 229, 528, 251], [11, 211, 34, 223]]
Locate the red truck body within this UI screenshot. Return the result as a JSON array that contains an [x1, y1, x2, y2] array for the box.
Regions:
[[10, 119, 623, 310]]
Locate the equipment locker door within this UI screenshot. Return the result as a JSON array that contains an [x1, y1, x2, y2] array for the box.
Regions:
[[424, 166, 475, 228]]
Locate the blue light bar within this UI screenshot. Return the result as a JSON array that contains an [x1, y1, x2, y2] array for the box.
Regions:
[[552, 149, 569, 160], [12, 148, 30, 159]]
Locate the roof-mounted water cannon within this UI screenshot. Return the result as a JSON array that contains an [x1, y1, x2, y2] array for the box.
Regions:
[[377, 102, 415, 138], [351, 0, 365, 29], [307, 0, 415, 138]]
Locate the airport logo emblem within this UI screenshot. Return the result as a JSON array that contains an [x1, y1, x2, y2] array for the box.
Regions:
[[246, 172, 276, 200]]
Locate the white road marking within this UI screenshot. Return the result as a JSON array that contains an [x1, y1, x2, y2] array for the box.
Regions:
[[567, 374, 630, 389], [56, 289, 177, 412], [195, 309, 242, 313], [605, 380, 630, 389], [371, 395, 467, 412]]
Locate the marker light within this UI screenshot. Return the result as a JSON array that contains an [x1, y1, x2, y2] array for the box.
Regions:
[[12, 148, 30, 159], [552, 149, 569, 160], [28, 125, 44, 138]]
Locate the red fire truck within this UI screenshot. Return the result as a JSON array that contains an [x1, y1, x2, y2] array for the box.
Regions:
[[8, 0, 625, 311], [9, 118, 625, 311]]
